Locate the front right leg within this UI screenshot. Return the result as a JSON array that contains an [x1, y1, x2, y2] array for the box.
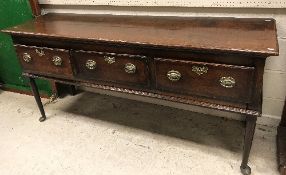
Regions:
[[240, 115, 257, 175]]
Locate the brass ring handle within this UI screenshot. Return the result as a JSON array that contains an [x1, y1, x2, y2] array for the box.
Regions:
[[52, 56, 62, 66], [23, 53, 32, 63], [86, 60, 96, 70], [104, 56, 116, 64], [124, 63, 136, 74], [219, 77, 236, 88], [167, 70, 181, 81]]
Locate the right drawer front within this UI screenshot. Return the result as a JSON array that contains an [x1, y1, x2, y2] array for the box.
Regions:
[[155, 58, 255, 103]]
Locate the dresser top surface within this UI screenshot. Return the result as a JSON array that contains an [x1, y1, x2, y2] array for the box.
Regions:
[[3, 13, 279, 56]]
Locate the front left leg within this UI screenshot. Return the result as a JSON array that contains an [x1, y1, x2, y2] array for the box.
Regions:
[[29, 77, 47, 122], [240, 115, 257, 175]]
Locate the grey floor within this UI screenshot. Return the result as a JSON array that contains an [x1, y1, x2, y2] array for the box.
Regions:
[[0, 90, 279, 175]]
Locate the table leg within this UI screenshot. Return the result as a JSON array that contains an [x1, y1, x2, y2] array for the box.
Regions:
[[29, 77, 46, 122], [277, 99, 286, 175], [240, 115, 257, 175]]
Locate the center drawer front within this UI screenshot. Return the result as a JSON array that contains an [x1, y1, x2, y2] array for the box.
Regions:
[[72, 51, 150, 87], [155, 58, 255, 103], [15, 45, 73, 78]]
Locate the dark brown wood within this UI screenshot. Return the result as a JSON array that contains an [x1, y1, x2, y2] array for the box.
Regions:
[[240, 115, 257, 175], [155, 58, 255, 103], [280, 100, 286, 126], [3, 13, 278, 57], [9, 35, 262, 66], [28, 0, 69, 98], [72, 50, 150, 87], [278, 100, 286, 175], [22, 72, 260, 116], [15, 44, 74, 79], [50, 80, 59, 98], [1, 13, 279, 175], [29, 0, 41, 16], [247, 58, 266, 112], [29, 77, 46, 122]]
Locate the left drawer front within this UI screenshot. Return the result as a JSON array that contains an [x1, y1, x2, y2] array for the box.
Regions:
[[15, 45, 74, 78]]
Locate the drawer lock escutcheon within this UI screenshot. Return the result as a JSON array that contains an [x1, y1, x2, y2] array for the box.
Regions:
[[167, 70, 181, 82], [86, 60, 96, 70], [23, 53, 32, 63], [219, 77, 236, 88], [52, 56, 62, 66], [104, 56, 116, 64], [35, 49, 45, 57], [192, 66, 208, 75], [124, 63, 136, 74]]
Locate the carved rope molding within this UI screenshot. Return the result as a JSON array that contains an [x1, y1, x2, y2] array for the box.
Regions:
[[23, 73, 260, 117]]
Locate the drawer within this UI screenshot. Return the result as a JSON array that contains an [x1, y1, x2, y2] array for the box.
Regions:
[[72, 50, 150, 87], [15, 45, 74, 78], [155, 58, 255, 102]]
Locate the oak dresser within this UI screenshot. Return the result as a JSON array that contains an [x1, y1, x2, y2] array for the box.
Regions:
[[2, 13, 279, 175]]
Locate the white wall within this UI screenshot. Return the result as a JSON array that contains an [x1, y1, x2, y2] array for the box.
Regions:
[[39, 0, 286, 8], [39, 2, 286, 126]]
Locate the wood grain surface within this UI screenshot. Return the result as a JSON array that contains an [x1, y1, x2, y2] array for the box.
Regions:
[[2, 13, 279, 56]]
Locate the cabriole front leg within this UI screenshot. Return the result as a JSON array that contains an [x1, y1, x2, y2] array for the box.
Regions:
[[240, 115, 257, 175], [29, 77, 47, 122]]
